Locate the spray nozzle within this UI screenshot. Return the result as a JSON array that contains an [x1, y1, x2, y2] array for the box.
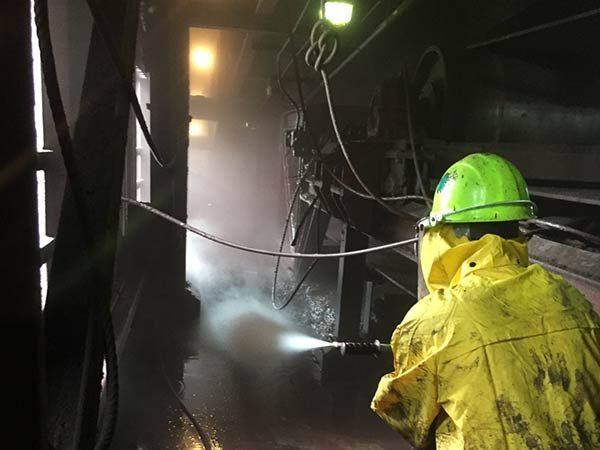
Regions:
[[332, 339, 392, 356]]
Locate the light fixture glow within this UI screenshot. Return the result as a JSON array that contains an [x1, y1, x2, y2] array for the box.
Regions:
[[191, 47, 214, 71], [189, 119, 206, 137], [323, 1, 353, 26]]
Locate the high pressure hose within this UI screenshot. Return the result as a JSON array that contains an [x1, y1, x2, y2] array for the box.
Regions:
[[122, 198, 418, 258]]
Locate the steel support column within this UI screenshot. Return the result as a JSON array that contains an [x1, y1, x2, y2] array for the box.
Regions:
[[148, 12, 189, 291], [1, 2, 43, 447], [43, 0, 139, 447], [335, 223, 368, 340]]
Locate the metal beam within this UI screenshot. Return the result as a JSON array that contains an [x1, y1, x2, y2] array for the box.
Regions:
[[2, 1, 43, 446], [182, 4, 286, 33], [468, 7, 600, 50], [44, 0, 140, 447], [148, 10, 189, 290], [423, 139, 600, 184], [255, 0, 279, 17], [529, 187, 600, 207], [335, 223, 368, 340]]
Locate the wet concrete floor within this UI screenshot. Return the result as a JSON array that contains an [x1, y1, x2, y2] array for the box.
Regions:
[[112, 268, 412, 450]]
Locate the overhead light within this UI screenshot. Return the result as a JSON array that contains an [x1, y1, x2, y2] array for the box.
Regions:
[[189, 119, 206, 137], [191, 47, 214, 71], [322, 1, 353, 26], [189, 119, 217, 139]]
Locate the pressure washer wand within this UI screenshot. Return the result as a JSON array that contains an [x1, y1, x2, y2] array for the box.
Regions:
[[332, 340, 392, 356]]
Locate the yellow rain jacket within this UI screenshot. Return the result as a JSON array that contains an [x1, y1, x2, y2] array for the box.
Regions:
[[372, 225, 600, 449]]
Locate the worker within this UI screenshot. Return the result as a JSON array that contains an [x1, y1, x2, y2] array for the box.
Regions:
[[371, 153, 600, 449]]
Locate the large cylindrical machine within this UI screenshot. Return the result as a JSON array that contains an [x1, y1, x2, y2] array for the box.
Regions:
[[413, 46, 600, 144]]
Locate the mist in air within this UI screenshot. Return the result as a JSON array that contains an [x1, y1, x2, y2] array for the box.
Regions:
[[185, 116, 335, 363]]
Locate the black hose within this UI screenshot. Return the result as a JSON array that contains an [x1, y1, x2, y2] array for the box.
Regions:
[[159, 355, 212, 450], [85, 0, 175, 169], [277, 49, 302, 131], [272, 162, 313, 309], [34, 1, 119, 448], [273, 259, 319, 311]]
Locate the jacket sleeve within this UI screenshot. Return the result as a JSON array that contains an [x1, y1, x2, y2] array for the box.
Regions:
[[371, 317, 442, 449]]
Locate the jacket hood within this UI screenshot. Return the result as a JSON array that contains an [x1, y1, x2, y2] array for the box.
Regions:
[[420, 224, 528, 292]]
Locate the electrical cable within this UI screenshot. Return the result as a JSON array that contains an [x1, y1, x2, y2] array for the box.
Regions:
[[84, 0, 176, 169], [280, 14, 423, 206], [402, 69, 432, 206], [324, 165, 429, 202], [283, 1, 310, 131], [122, 197, 418, 258], [279, 1, 383, 86], [276, 0, 313, 131], [277, 49, 302, 131], [159, 355, 212, 450], [34, 1, 119, 448], [273, 202, 321, 310], [272, 161, 318, 309], [321, 70, 412, 217], [302, 20, 414, 217], [273, 259, 319, 310], [271, 161, 314, 309]]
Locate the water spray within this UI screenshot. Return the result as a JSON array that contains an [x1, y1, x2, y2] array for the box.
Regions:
[[279, 333, 391, 357]]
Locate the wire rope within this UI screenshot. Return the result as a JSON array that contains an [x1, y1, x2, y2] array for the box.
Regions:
[[122, 197, 418, 259]]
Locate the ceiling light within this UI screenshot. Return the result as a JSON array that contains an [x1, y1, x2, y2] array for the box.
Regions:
[[191, 48, 214, 71], [323, 1, 353, 26], [189, 119, 206, 137]]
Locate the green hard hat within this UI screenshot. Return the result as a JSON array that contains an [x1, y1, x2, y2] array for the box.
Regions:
[[421, 153, 537, 228]]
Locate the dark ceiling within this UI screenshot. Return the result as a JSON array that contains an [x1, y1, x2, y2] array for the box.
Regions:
[[147, 0, 600, 122]]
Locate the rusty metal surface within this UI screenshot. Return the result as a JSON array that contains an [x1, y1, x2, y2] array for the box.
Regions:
[[424, 139, 600, 184], [529, 187, 600, 207]]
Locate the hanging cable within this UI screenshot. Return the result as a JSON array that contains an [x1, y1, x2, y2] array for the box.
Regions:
[[84, 0, 176, 169], [284, 1, 310, 131], [34, 1, 118, 448], [324, 165, 429, 202], [280, 13, 422, 206], [277, 49, 302, 131], [273, 199, 321, 310], [276, 0, 313, 131], [122, 197, 417, 258], [271, 160, 314, 308], [273, 259, 319, 310], [322, 70, 412, 217], [402, 69, 432, 206], [304, 20, 413, 218]]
